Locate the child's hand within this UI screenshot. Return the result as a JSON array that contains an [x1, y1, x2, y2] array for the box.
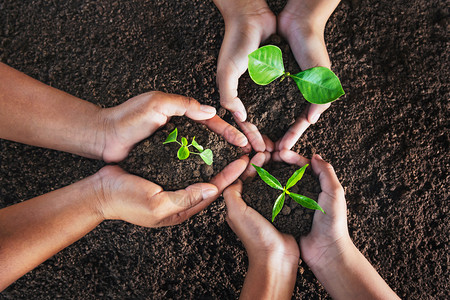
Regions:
[[213, 0, 276, 123], [99, 91, 249, 163], [95, 155, 249, 227], [276, 0, 341, 150], [276, 150, 351, 270]]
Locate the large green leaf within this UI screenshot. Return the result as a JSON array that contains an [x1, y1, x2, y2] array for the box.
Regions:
[[177, 146, 190, 160], [290, 67, 344, 104], [163, 128, 178, 144], [248, 45, 285, 85], [252, 164, 283, 190], [200, 149, 213, 165], [272, 192, 286, 222], [286, 164, 309, 190], [289, 193, 325, 213], [191, 137, 204, 152]]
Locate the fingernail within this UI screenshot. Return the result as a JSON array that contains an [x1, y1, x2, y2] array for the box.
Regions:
[[200, 105, 216, 114], [315, 154, 323, 160], [233, 111, 246, 122], [310, 114, 320, 124], [202, 188, 217, 199]]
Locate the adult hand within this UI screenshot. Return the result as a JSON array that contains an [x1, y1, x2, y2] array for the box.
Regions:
[[99, 91, 249, 163], [96, 155, 249, 227], [213, 0, 276, 123], [223, 158, 299, 299], [276, 0, 341, 150]]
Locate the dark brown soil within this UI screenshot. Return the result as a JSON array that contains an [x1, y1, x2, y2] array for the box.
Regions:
[[1, 0, 449, 299]]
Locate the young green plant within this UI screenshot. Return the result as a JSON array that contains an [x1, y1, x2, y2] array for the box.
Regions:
[[248, 45, 344, 104], [252, 164, 325, 222], [163, 128, 213, 165]]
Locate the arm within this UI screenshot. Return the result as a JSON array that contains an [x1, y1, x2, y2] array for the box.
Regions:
[[223, 162, 299, 300], [278, 151, 399, 299], [0, 63, 249, 162], [276, 0, 342, 150], [0, 156, 249, 291]]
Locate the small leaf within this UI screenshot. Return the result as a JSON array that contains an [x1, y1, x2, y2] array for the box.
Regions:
[[286, 164, 309, 190], [272, 192, 285, 222], [200, 149, 213, 165], [192, 137, 204, 152], [248, 45, 285, 85], [181, 137, 188, 146], [177, 146, 190, 160], [163, 128, 178, 144], [290, 67, 345, 104], [289, 193, 325, 213], [251, 164, 283, 190]]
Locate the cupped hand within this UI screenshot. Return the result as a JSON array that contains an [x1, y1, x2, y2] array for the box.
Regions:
[[99, 91, 249, 163], [276, 0, 341, 150], [223, 155, 299, 264], [214, 0, 276, 122], [276, 149, 351, 270], [95, 155, 249, 227]]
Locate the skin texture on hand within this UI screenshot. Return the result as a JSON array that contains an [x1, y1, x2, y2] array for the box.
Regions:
[[223, 155, 299, 300], [213, 0, 276, 123], [277, 150, 399, 299]]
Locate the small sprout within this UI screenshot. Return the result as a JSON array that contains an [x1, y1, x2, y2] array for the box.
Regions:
[[252, 164, 325, 222], [164, 128, 213, 165], [248, 45, 345, 104]]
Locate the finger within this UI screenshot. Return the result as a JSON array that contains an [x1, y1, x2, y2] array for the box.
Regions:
[[262, 135, 274, 153], [154, 92, 216, 120], [241, 152, 266, 181], [263, 150, 272, 165], [307, 103, 331, 124], [216, 63, 247, 122], [198, 115, 248, 147], [311, 154, 344, 198], [210, 155, 250, 193], [277, 112, 310, 150], [222, 180, 248, 229], [272, 150, 282, 162], [154, 183, 218, 226], [279, 149, 310, 167], [236, 121, 265, 152]]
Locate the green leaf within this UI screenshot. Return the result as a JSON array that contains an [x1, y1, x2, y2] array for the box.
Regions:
[[290, 67, 345, 104], [289, 193, 325, 213], [177, 146, 190, 160], [251, 164, 283, 191], [191, 137, 204, 152], [200, 149, 213, 165], [181, 137, 188, 146], [272, 192, 285, 222], [286, 164, 309, 190], [163, 128, 178, 144], [248, 45, 285, 85]]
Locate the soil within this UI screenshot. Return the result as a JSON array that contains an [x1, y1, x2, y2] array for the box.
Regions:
[[0, 0, 449, 299]]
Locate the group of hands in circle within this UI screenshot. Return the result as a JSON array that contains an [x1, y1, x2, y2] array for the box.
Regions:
[[95, 0, 348, 287], [0, 0, 399, 298]]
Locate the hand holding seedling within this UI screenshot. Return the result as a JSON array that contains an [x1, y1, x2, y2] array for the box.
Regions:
[[275, 150, 399, 299], [223, 172, 299, 299]]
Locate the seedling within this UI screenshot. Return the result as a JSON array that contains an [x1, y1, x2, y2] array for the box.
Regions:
[[252, 164, 325, 222], [163, 128, 213, 165], [248, 45, 344, 104]]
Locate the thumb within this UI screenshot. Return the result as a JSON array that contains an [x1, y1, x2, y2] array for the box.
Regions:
[[311, 154, 345, 202], [155, 92, 217, 120], [307, 103, 331, 124]]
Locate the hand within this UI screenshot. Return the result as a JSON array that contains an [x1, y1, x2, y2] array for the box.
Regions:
[[214, 0, 276, 122], [276, 0, 341, 150], [276, 150, 351, 269], [98, 91, 249, 163], [96, 155, 249, 227]]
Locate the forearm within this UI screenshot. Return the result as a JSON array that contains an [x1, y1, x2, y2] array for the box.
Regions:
[[311, 241, 399, 300], [0, 173, 104, 291], [0, 63, 104, 159], [240, 256, 297, 300]]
